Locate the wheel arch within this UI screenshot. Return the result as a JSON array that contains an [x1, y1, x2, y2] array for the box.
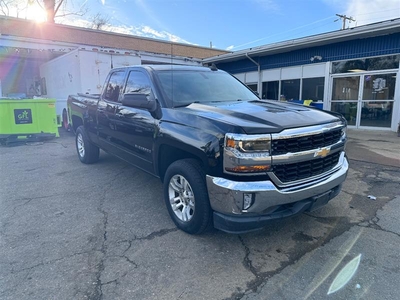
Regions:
[[71, 115, 83, 133], [157, 143, 206, 182]]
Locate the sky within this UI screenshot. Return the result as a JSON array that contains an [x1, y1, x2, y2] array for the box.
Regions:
[[5, 0, 400, 51]]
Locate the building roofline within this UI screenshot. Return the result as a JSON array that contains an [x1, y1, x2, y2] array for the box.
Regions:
[[0, 15, 226, 52], [0, 16, 228, 59], [203, 18, 400, 63]]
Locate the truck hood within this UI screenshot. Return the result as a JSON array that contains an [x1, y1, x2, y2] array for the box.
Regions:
[[167, 100, 341, 134]]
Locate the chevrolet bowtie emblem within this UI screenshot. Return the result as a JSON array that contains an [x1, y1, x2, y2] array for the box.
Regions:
[[314, 147, 330, 158]]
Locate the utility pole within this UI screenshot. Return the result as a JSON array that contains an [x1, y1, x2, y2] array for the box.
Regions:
[[336, 14, 356, 30]]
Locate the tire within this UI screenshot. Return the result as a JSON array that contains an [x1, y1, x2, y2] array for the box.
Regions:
[[163, 159, 213, 234], [75, 126, 100, 164]]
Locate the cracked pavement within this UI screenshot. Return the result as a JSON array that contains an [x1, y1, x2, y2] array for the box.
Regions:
[[0, 130, 399, 299]]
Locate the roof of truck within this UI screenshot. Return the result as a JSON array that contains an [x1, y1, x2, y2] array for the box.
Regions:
[[110, 64, 222, 73], [145, 65, 217, 71]]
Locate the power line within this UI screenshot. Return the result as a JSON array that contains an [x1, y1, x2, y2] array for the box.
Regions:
[[280, 21, 336, 41], [348, 9, 398, 16], [356, 15, 400, 23], [232, 7, 398, 50], [230, 15, 337, 50]]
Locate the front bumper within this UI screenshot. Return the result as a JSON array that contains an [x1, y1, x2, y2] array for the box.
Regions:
[[206, 152, 349, 233]]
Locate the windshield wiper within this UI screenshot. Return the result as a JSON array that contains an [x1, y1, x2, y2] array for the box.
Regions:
[[210, 99, 249, 103]]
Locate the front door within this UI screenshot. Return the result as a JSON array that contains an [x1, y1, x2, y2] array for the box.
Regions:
[[110, 70, 157, 174], [97, 69, 126, 153], [330, 75, 360, 127], [330, 72, 397, 129]]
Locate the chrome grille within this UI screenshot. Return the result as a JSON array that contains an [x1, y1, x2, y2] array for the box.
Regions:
[[271, 129, 342, 155], [273, 152, 341, 183]]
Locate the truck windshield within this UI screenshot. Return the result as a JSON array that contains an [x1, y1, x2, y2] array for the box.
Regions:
[[155, 70, 259, 107]]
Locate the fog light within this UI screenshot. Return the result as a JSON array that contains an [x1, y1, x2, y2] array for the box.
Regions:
[[243, 193, 254, 210]]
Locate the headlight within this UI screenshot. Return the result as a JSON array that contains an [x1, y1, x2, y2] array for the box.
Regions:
[[224, 133, 272, 175], [225, 134, 271, 153]]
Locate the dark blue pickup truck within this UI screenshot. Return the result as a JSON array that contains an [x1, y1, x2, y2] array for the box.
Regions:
[[67, 65, 348, 234]]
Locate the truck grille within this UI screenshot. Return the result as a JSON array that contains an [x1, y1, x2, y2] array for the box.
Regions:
[[273, 152, 341, 183], [271, 129, 342, 155]]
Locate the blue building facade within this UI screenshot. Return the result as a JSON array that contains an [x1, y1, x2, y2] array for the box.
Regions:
[[205, 21, 400, 131]]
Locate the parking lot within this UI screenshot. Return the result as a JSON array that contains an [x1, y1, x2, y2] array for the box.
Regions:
[[1, 129, 399, 300]]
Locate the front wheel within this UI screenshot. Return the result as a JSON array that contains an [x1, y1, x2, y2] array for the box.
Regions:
[[163, 159, 212, 234], [75, 126, 99, 164]]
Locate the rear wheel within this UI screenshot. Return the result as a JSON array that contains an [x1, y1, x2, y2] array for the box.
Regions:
[[75, 126, 99, 164], [163, 159, 212, 234]]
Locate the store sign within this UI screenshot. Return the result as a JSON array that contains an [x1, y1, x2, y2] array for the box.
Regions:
[[372, 78, 386, 93], [14, 109, 32, 124]]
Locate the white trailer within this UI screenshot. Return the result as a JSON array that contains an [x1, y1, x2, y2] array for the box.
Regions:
[[40, 49, 141, 129]]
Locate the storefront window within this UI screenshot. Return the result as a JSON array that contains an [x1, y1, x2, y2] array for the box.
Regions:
[[332, 55, 399, 74], [362, 73, 396, 100], [331, 102, 357, 126], [302, 77, 324, 101], [332, 76, 360, 100], [247, 84, 257, 92], [360, 101, 393, 128], [281, 79, 300, 101], [262, 81, 279, 100]]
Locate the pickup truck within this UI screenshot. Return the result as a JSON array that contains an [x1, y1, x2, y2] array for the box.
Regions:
[[67, 65, 348, 234]]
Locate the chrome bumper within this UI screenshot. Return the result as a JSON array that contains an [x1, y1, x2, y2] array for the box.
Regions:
[[206, 152, 348, 216]]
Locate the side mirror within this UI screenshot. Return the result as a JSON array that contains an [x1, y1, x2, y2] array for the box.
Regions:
[[122, 93, 156, 112]]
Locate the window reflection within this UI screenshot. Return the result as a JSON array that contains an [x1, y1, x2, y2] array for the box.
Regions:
[[363, 73, 396, 100], [281, 79, 300, 101], [104, 70, 125, 102], [125, 71, 152, 95], [156, 70, 258, 106], [331, 102, 357, 126], [332, 55, 400, 74], [261, 78, 325, 101], [302, 77, 324, 101], [360, 101, 393, 128], [262, 81, 279, 100], [246, 84, 257, 92], [332, 77, 360, 100]]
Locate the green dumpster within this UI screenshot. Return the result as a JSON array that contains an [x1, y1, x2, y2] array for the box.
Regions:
[[0, 98, 59, 145]]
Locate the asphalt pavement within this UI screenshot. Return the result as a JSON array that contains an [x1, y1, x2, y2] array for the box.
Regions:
[[0, 129, 399, 300]]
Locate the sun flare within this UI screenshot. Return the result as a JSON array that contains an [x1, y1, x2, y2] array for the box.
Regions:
[[26, 4, 47, 23]]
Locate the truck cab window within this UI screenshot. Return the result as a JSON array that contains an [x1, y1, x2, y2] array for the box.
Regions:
[[125, 71, 152, 96], [104, 70, 125, 102]]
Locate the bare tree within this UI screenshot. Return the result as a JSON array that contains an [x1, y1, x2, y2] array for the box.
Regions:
[[0, 0, 27, 17], [36, 0, 87, 22], [0, 0, 87, 22], [90, 13, 110, 30], [41, 0, 59, 23]]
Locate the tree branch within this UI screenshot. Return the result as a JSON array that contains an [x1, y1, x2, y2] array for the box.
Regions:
[[54, 0, 64, 16], [0, 1, 10, 16], [35, 0, 44, 10]]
